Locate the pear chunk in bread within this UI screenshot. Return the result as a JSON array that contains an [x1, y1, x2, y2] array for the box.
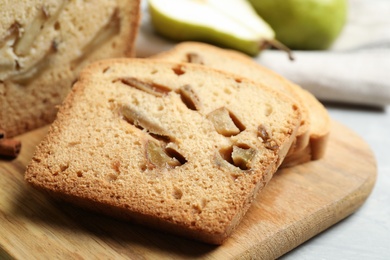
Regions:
[[25, 59, 301, 244], [151, 42, 330, 167]]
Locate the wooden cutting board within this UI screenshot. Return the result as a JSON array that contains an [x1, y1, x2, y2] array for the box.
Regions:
[[0, 120, 376, 260]]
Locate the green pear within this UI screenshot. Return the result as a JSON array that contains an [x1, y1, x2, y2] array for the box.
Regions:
[[148, 0, 280, 56], [248, 0, 347, 50]]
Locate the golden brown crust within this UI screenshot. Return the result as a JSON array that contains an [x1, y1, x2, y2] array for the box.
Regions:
[[25, 58, 301, 244]]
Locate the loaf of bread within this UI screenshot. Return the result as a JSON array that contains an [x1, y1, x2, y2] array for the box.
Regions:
[[0, 0, 141, 138], [150, 42, 330, 166], [25, 58, 302, 244]]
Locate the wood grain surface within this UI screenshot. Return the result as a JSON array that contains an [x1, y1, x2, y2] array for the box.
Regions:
[[0, 120, 377, 260]]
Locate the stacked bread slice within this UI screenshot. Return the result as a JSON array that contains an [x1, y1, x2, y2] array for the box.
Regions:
[[25, 57, 304, 244]]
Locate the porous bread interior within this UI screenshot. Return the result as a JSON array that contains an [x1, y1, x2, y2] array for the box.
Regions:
[[150, 42, 311, 154], [0, 0, 140, 137], [150, 41, 330, 165], [25, 58, 301, 244]]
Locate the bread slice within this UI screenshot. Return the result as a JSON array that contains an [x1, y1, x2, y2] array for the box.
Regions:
[[150, 42, 330, 166], [0, 0, 141, 138], [25, 58, 301, 244]]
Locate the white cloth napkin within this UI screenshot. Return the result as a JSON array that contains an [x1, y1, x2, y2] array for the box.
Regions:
[[256, 0, 390, 107], [135, 0, 390, 107], [258, 48, 390, 106]]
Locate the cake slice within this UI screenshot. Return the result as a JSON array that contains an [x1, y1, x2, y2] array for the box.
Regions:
[[0, 0, 141, 137], [25, 58, 301, 244], [150, 42, 330, 166]]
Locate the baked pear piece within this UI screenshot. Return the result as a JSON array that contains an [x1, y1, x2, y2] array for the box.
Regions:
[[151, 42, 330, 166]]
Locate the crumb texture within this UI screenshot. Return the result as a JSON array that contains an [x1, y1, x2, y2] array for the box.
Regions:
[[25, 59, 301, 244], [151, 41, 330, 167], [0, 0, 141, 137]]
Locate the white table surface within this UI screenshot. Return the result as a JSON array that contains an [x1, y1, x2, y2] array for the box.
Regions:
[[137, 0, 390, 258]]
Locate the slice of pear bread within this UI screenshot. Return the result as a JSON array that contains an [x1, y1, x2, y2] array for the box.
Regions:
[[25, 58, 301, 244], [151, 42, 330, 166], [0, 0, 141, 138]]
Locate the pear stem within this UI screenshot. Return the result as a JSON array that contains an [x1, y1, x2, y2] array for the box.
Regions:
[[263, 39, 295, 61]]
